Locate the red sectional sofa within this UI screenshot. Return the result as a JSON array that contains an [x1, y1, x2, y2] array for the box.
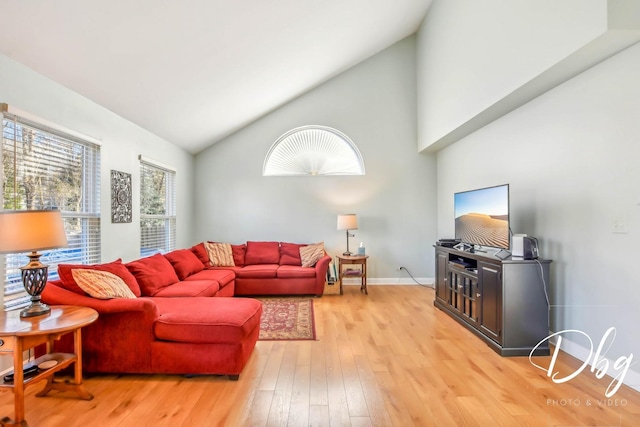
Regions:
[[41, 241, 331, 380], [195, 241, 332, 297]]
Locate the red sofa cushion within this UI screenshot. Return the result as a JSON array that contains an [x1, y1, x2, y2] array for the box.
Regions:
[[244, 241, 280, 265], [58, 259, 142, 297], [126, 254, 180, 296], [151, 280, 220, 297], [235, 264, 278, 278], [279, 242, 304, 266], [164, 249, 204, 280], [231, 244, 247, 267], [190, 243, 210, 267], [276, 265, 316, 279], [153, 297, 263, 344], [185, 269, 235, 287]]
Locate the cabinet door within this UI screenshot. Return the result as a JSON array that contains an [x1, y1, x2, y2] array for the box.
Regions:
[[478, 262, 502, 344], [450, 271, 463, 312], [435, 251, 448, 302], [449, 270, 478, 324], [464, 275, 479, 325]]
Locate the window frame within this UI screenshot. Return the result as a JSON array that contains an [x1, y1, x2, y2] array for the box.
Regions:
[[1, 105, 101, 311], [139, 155, 176, 257]]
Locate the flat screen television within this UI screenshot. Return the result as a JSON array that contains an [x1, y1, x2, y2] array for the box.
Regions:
[[454, 184, 510, 250]]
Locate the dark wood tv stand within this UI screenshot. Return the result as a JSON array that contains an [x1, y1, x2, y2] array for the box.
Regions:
[[434, 245, 552, 356]]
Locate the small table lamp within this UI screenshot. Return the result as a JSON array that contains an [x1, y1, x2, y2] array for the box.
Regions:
[[0, 210, 68, 317], [337, 214, 358, 256]]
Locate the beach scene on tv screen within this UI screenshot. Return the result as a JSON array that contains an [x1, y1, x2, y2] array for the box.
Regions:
[[455, 186, 509, 249]]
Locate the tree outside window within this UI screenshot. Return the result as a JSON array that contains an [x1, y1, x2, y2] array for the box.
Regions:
[[1, 112, 100, 310], [140, 159, 176, 257]]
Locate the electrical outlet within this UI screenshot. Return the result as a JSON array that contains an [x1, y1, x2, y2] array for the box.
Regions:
[[612, 218, 628, 234]]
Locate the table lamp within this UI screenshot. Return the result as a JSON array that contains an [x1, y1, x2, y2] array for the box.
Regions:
[[337, 214, 358, 256], [0, 210, 68, 317]]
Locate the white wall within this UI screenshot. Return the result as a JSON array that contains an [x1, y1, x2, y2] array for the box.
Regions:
[[0, 53, 196, 262], [420, 12, 640, 391], [417, 0, 640, 152], [195, 36, 437, 281]]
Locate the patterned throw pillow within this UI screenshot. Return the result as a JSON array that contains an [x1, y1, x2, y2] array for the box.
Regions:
[[300, 242, 325, 268], [58, 258, 141, 296], [204, 242, 235, 267], [71, 269, 137, 299]]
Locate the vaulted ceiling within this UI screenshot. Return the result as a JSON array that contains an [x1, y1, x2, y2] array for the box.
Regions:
[[0, 0, 432, 154]]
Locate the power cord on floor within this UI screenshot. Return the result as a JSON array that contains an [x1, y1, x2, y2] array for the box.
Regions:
[[399, 266, 432, 288]]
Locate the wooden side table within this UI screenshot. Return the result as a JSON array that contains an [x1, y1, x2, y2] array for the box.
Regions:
[[337, 255, 369, 295], [0, 305, 98, 426]]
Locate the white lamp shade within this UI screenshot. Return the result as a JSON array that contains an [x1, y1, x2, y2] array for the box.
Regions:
[[337, 214, 358, 230], [0, 210, 68, 253]]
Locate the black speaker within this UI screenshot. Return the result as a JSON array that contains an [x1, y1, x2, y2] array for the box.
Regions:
[[523, 237, 539, 260]]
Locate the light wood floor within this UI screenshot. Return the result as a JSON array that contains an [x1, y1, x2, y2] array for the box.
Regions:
[[1, 286, 638, 426]]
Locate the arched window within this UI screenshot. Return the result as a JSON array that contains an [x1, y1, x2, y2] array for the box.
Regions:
[[263, 125, 365, 176]]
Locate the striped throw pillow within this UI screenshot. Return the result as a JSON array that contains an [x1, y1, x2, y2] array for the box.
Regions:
[[71, 269, 137, 299], [204, 242, 235, 267], [300, 242, 325, 268]]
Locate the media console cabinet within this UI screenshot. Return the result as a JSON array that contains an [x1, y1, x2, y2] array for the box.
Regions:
[[434, 245, 551, 356]]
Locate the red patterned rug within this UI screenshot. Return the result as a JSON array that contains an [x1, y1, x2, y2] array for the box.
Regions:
[[257, 297, 316, 340]]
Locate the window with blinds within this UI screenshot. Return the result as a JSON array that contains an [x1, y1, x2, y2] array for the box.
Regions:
[[140, 158, 176, 257], [263, 125, 365, 176], [1, 110, 101, 311]]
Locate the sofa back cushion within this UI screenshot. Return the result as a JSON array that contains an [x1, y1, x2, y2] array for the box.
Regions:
[[58, 259, 142, 297], [279, 242, 304, 266], [126, 254, 180, 296], [244, 241, 280, 265], [165, 249, 204, 280], [190, 243, 210, 267], [231, 244, 247, 267]]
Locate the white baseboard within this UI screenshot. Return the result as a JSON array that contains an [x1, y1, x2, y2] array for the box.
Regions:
[[341, 277, 434, 287]]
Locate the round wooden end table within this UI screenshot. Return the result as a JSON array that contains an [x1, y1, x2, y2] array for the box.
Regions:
[[0, 305, 98, 426]]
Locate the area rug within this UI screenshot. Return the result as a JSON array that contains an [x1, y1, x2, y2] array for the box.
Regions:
[[257, 297, 316, 341]]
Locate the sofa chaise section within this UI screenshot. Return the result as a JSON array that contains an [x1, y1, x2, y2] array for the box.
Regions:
[[41, 282, 262, 379]]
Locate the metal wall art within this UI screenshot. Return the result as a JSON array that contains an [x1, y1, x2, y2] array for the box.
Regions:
[[111, 170, 132, 223]]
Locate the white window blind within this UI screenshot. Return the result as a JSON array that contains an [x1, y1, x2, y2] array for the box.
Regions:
[[140, 158, 176, 257], [1, 110, 101, 311], [263, 125, 365, 176]]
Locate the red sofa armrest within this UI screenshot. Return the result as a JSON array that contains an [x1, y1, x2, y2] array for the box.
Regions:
[[314, 255, 332, 296], [42, 281, 159, 372], [42, 281, 159, 317]]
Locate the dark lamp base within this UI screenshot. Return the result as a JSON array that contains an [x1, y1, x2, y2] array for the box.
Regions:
[[342, 251, 353, 256], [20, 302, 51, 318], [20, 255, 51, 318]]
